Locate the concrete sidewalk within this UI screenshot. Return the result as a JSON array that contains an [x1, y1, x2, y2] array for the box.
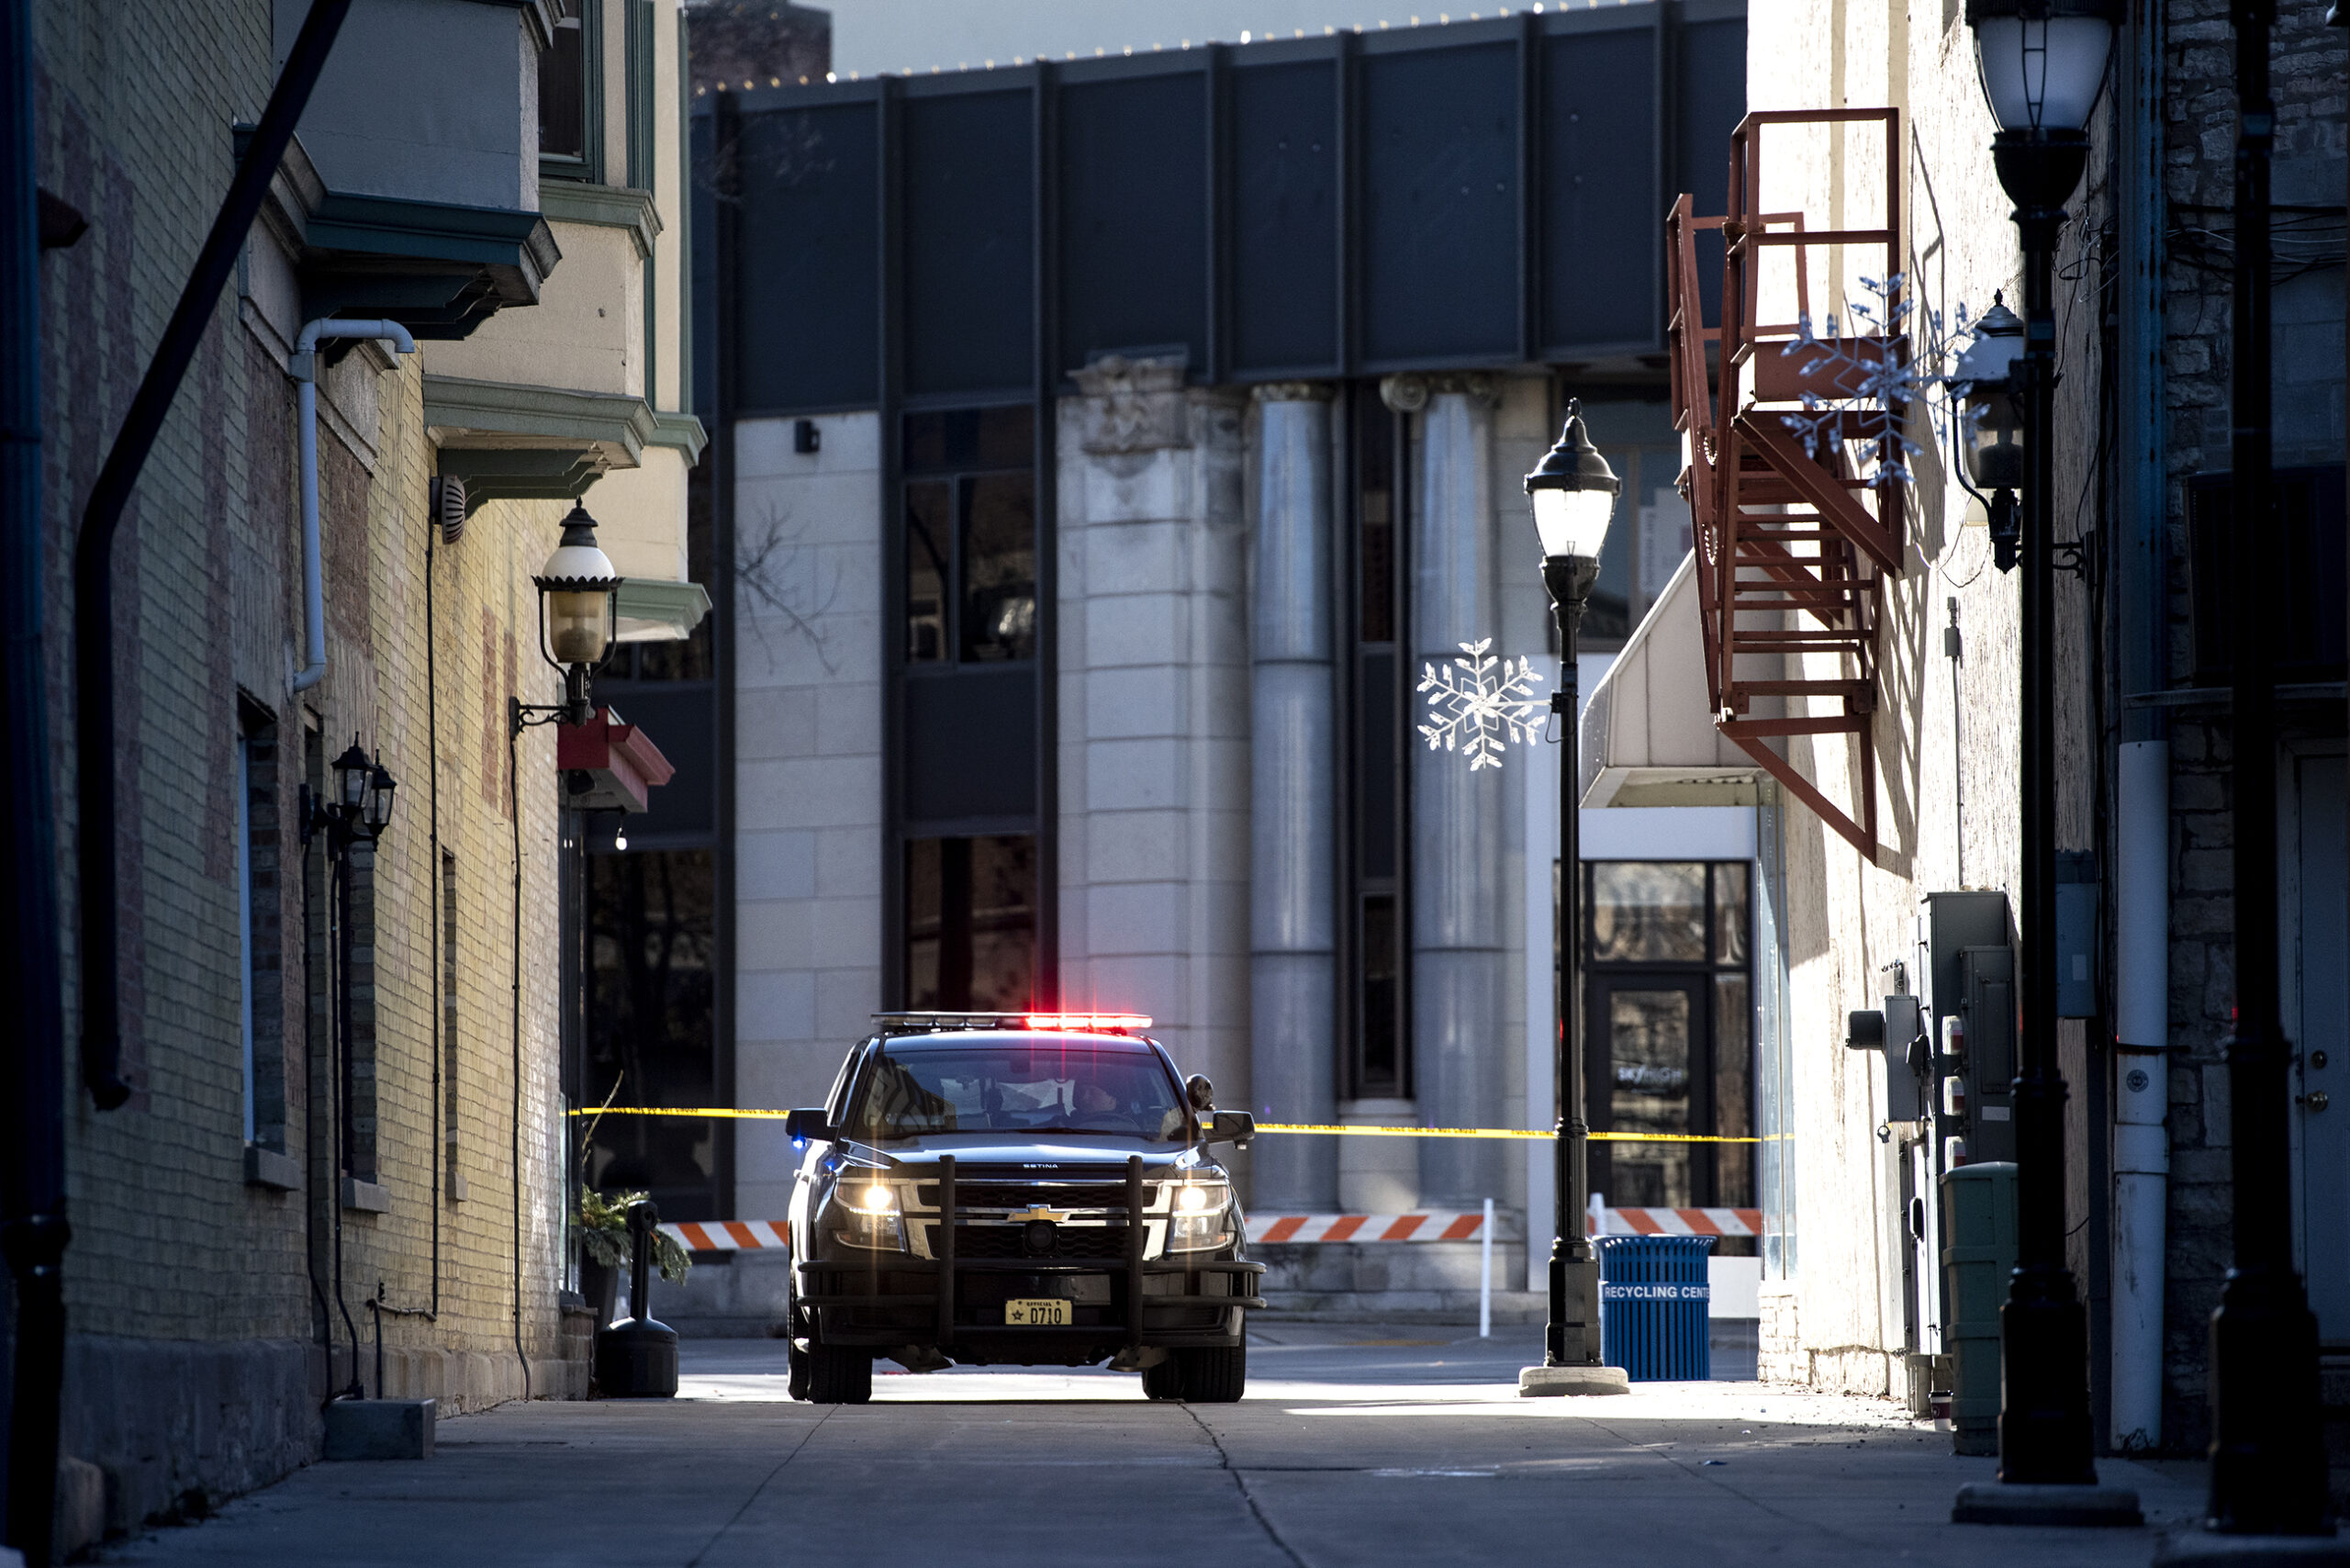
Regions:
[[96, 1325, 2219, 1567]]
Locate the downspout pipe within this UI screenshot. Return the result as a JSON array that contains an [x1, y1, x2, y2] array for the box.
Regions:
[[2109, 0, 2170, 1456], [73, 0, 355, 1111], [2, 0, 72, 1556], [289, 319, 416, 693], [2111, 740, 2169, 1450]]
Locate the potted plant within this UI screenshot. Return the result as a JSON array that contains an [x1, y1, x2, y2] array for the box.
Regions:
[[578, 1188, 693, 1327]]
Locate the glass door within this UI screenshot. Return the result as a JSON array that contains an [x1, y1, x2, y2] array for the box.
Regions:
[[1587, 974, 1714, 1211]]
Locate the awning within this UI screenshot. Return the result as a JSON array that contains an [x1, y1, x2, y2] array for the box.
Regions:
[[1577, 551, 1775, 809], [556, 707, 677, 813]]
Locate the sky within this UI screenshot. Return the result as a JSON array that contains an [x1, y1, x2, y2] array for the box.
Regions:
[[824, 0, 1634, 78]]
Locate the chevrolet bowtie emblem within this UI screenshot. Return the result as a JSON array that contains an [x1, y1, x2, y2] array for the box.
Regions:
[[1012, 1204, 1069, 1223]]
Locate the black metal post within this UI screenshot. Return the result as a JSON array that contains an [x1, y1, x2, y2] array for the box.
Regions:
[[1986, 126, 2098, 1489], [1542, 554, 1600, 1368], [2205, 0, 2329, 1534], [0, 0, 72, 1556]]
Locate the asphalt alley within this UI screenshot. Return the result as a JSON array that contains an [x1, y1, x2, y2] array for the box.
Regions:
[[98, 1324, 2207, 1567]]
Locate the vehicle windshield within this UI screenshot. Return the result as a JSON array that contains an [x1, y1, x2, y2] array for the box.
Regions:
[[845, 1038, 1188, 1144]]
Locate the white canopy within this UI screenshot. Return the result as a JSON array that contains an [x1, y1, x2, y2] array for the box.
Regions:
[[1577, 550, 1778, 809]]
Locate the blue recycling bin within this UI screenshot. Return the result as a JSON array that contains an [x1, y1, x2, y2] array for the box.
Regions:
[[1596, 1234, 1715, 1381]]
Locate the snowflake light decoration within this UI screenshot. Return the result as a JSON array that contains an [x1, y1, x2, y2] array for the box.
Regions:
[[1778, 273, 1977, 493], [1417, 639, 1548, 770]]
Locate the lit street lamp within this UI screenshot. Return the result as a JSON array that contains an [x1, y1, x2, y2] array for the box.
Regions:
[[1516, 402, 1630, 1398], [516, 502, 623, 733], [1950, 0, 2139, 1529]]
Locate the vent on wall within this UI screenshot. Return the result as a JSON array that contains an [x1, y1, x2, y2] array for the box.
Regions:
[[431, 476, 467, 545]]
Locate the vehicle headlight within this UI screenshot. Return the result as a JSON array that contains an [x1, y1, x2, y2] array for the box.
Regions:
[[832, 1179, 906, 1251], [1168, 1182, 1231, 1251]]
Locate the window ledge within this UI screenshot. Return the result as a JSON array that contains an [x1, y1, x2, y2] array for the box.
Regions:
[[342, 1177, 392, 1215], [246, 1145, 302, 1192], [537, 182, 663, 259]]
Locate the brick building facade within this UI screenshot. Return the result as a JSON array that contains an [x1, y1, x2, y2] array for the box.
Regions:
[[29, 0, 706, 1540]]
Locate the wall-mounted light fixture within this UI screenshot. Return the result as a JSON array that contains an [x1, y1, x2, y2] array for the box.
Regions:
[[516, 503, 623, 734]]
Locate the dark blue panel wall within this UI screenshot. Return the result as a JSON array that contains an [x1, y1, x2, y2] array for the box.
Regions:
[[1359, 41, 1521, 368], [711, 5, 1747, 413], [733, 102, 878, 411], [1539, 26, 1657, 353], [1229, 59, 1339, 376], [1058, 73, 1208, 375], [1675, 18, 1746, 330], [903, 89, 1034, 399]]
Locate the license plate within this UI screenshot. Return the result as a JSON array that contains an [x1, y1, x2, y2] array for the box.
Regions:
[[1004, 1297, 1069, 1326]]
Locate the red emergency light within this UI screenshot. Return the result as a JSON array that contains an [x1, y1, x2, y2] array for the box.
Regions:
[[1021, 1013, 1152, 1034]]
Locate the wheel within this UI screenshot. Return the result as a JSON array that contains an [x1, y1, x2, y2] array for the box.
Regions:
[[1175, 1341, 1246, 1404], [1140, 1358, 1184, 1400], [787, 1337, 812, 1402], [807, 1342, 872, 1405]]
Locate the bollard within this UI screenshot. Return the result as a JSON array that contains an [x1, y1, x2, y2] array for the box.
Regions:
[[1479, 1198, 1493, 1338], [593, 1199, 680, 1397]]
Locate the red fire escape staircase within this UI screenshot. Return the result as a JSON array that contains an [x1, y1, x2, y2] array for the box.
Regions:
[[1668, 107, 1906, 864]]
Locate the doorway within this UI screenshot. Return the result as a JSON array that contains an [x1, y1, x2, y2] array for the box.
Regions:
[[1581, 860, 1755, 1224], [2288, 744, 2348, 1341]]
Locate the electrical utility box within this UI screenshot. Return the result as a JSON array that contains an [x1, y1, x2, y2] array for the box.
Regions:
[[2055, 850, 2099, 1018], [1924, 891, 2015, 1166], [1958, 946, 2019, 1163]]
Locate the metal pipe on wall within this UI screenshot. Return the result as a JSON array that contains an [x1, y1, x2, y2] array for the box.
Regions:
[[289, 319, 416, 693], [2110, 740, 2169, 1450], [2108, 0, 2171, 1457]]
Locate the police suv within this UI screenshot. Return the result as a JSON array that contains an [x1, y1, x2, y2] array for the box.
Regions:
[[781, 1013, 1264, 1405]]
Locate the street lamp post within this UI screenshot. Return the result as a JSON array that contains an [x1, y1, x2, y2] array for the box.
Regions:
[[1516, 403, 1630, 1398], [1953, 0, 2139, 1527], [305, 737, 397, 1402], [2198, 0, 2333, 1542]]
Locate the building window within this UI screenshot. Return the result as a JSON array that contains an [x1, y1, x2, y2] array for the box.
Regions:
[[904, 834, 1035, 1011], [1581, 859, 1755, 1244], [1346, 387, 1411, 1099], [540, 8, 599, 180], [583, 849, 718, 1215], [902, 406, 1037, 666], [236, 701, 286, 1151]]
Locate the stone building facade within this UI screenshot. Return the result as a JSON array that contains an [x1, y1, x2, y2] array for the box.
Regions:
[[30, 0, 706, 1539], [1713, 0, 2347, 1464]]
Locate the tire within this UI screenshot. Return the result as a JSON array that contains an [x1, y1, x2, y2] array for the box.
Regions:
[[787, 1337, 812, 1402], [807, 1342, 873, 1405], [1140, 1358, 1185, 1401], [1175, 1341, 1246, 1404]]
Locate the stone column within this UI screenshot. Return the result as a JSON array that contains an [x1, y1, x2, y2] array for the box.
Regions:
[[1248, 383, 1337, 1212], [1056, 353, 1252, 1130], [1408, 375, 1505, 1208]]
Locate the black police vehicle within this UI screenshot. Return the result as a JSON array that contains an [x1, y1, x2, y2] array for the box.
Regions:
[[781, 1012, 1264, 1405]]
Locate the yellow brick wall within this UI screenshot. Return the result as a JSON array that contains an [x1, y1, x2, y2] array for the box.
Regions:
[[37, 0, 598, 1518]]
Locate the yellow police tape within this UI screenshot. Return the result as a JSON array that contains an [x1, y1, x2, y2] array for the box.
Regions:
[[565, 1107, 1759, 1145]]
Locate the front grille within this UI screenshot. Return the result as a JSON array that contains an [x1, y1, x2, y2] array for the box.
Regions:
[[929, 1224, 1132, 1260], [916, 1182, 1134, 1212]]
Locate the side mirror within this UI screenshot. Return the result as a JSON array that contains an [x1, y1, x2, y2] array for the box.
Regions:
[[1207, 1110, 1254, 1151], [1186, 1074, 1214, 1112], [783, 1107, 833, 1144]]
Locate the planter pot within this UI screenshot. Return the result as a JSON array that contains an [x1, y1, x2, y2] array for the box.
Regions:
[[579, 1257, 621, 1328]]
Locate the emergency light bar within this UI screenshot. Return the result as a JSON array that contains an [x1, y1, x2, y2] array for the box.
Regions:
[[870, 1010, 1154, 1036]]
